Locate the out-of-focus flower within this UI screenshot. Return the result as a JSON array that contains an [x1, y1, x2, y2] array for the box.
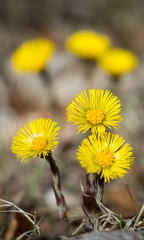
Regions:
[[11, 118, 60, 162], [98, 48, 138, 76], [66, 89, 122, 135], [66, 30, 111, 60], [77, 133, 134, 182], [11, 39, 55, 73]]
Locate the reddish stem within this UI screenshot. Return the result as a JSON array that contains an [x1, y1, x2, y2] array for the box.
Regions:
[[45, 152, 67, 221], [81, 172, 104, 229]]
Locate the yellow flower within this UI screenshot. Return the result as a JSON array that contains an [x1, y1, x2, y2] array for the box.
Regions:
[[11, 38, 55, 73], [66, 30, 111, 60], [98, 48, 138, 76], [66, 89, 122, 135], [77, 133, 134, 182], [11, 118, 60, 162]]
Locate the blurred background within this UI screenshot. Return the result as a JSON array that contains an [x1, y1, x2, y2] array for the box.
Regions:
[[0, 0, 144, 239]]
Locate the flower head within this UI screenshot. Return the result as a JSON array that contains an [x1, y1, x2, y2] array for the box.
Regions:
[[98, 48, 138, 76], [66, 30, 111, 60], [11, 118, 60, 162], [66, 89, 122, 135], [11, 38, 55, 73], [77, 133, 134, 182]]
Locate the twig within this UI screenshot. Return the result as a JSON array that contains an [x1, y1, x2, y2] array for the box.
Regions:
[[122, 180, 139, 214], [0, 198, 41, 237], [0, 227, 4, 237], [134, 204, 144, 229], [72, 220, 86, 235]]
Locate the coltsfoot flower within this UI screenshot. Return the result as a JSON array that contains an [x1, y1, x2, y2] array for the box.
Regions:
[[77, 133, 134, 182], [66, 89, 122, 135], [98, 48, 138, 76], [11, 118, 60, 162], [11, 38, 55, 73], [66, 30, 111, 60]]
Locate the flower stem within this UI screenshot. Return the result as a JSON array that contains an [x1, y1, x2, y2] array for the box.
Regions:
[[94, 174, 104, 231], [86, 173, 96, 193], [96, 174, 104, 202], [81, 173, 103, 231], [45, 152, 67, 221], [82, 173, 104, 231]]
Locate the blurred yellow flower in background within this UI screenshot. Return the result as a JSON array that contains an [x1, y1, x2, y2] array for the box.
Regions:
[[77, 133, 134, 182], [66, 30, 111, 60], [98, 48, 138, 76], [12, 118, 60, 162], [11, 38, 55, 73], [66, 89, 122, 135]]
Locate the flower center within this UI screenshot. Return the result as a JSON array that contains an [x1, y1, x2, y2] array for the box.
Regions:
[[86, 109, 104, 125], [95, 150, 115, 168], [31, 136, 47, 151]]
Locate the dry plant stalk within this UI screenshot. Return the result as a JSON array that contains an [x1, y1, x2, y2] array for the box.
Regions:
[[0, 198, 41, 239]]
